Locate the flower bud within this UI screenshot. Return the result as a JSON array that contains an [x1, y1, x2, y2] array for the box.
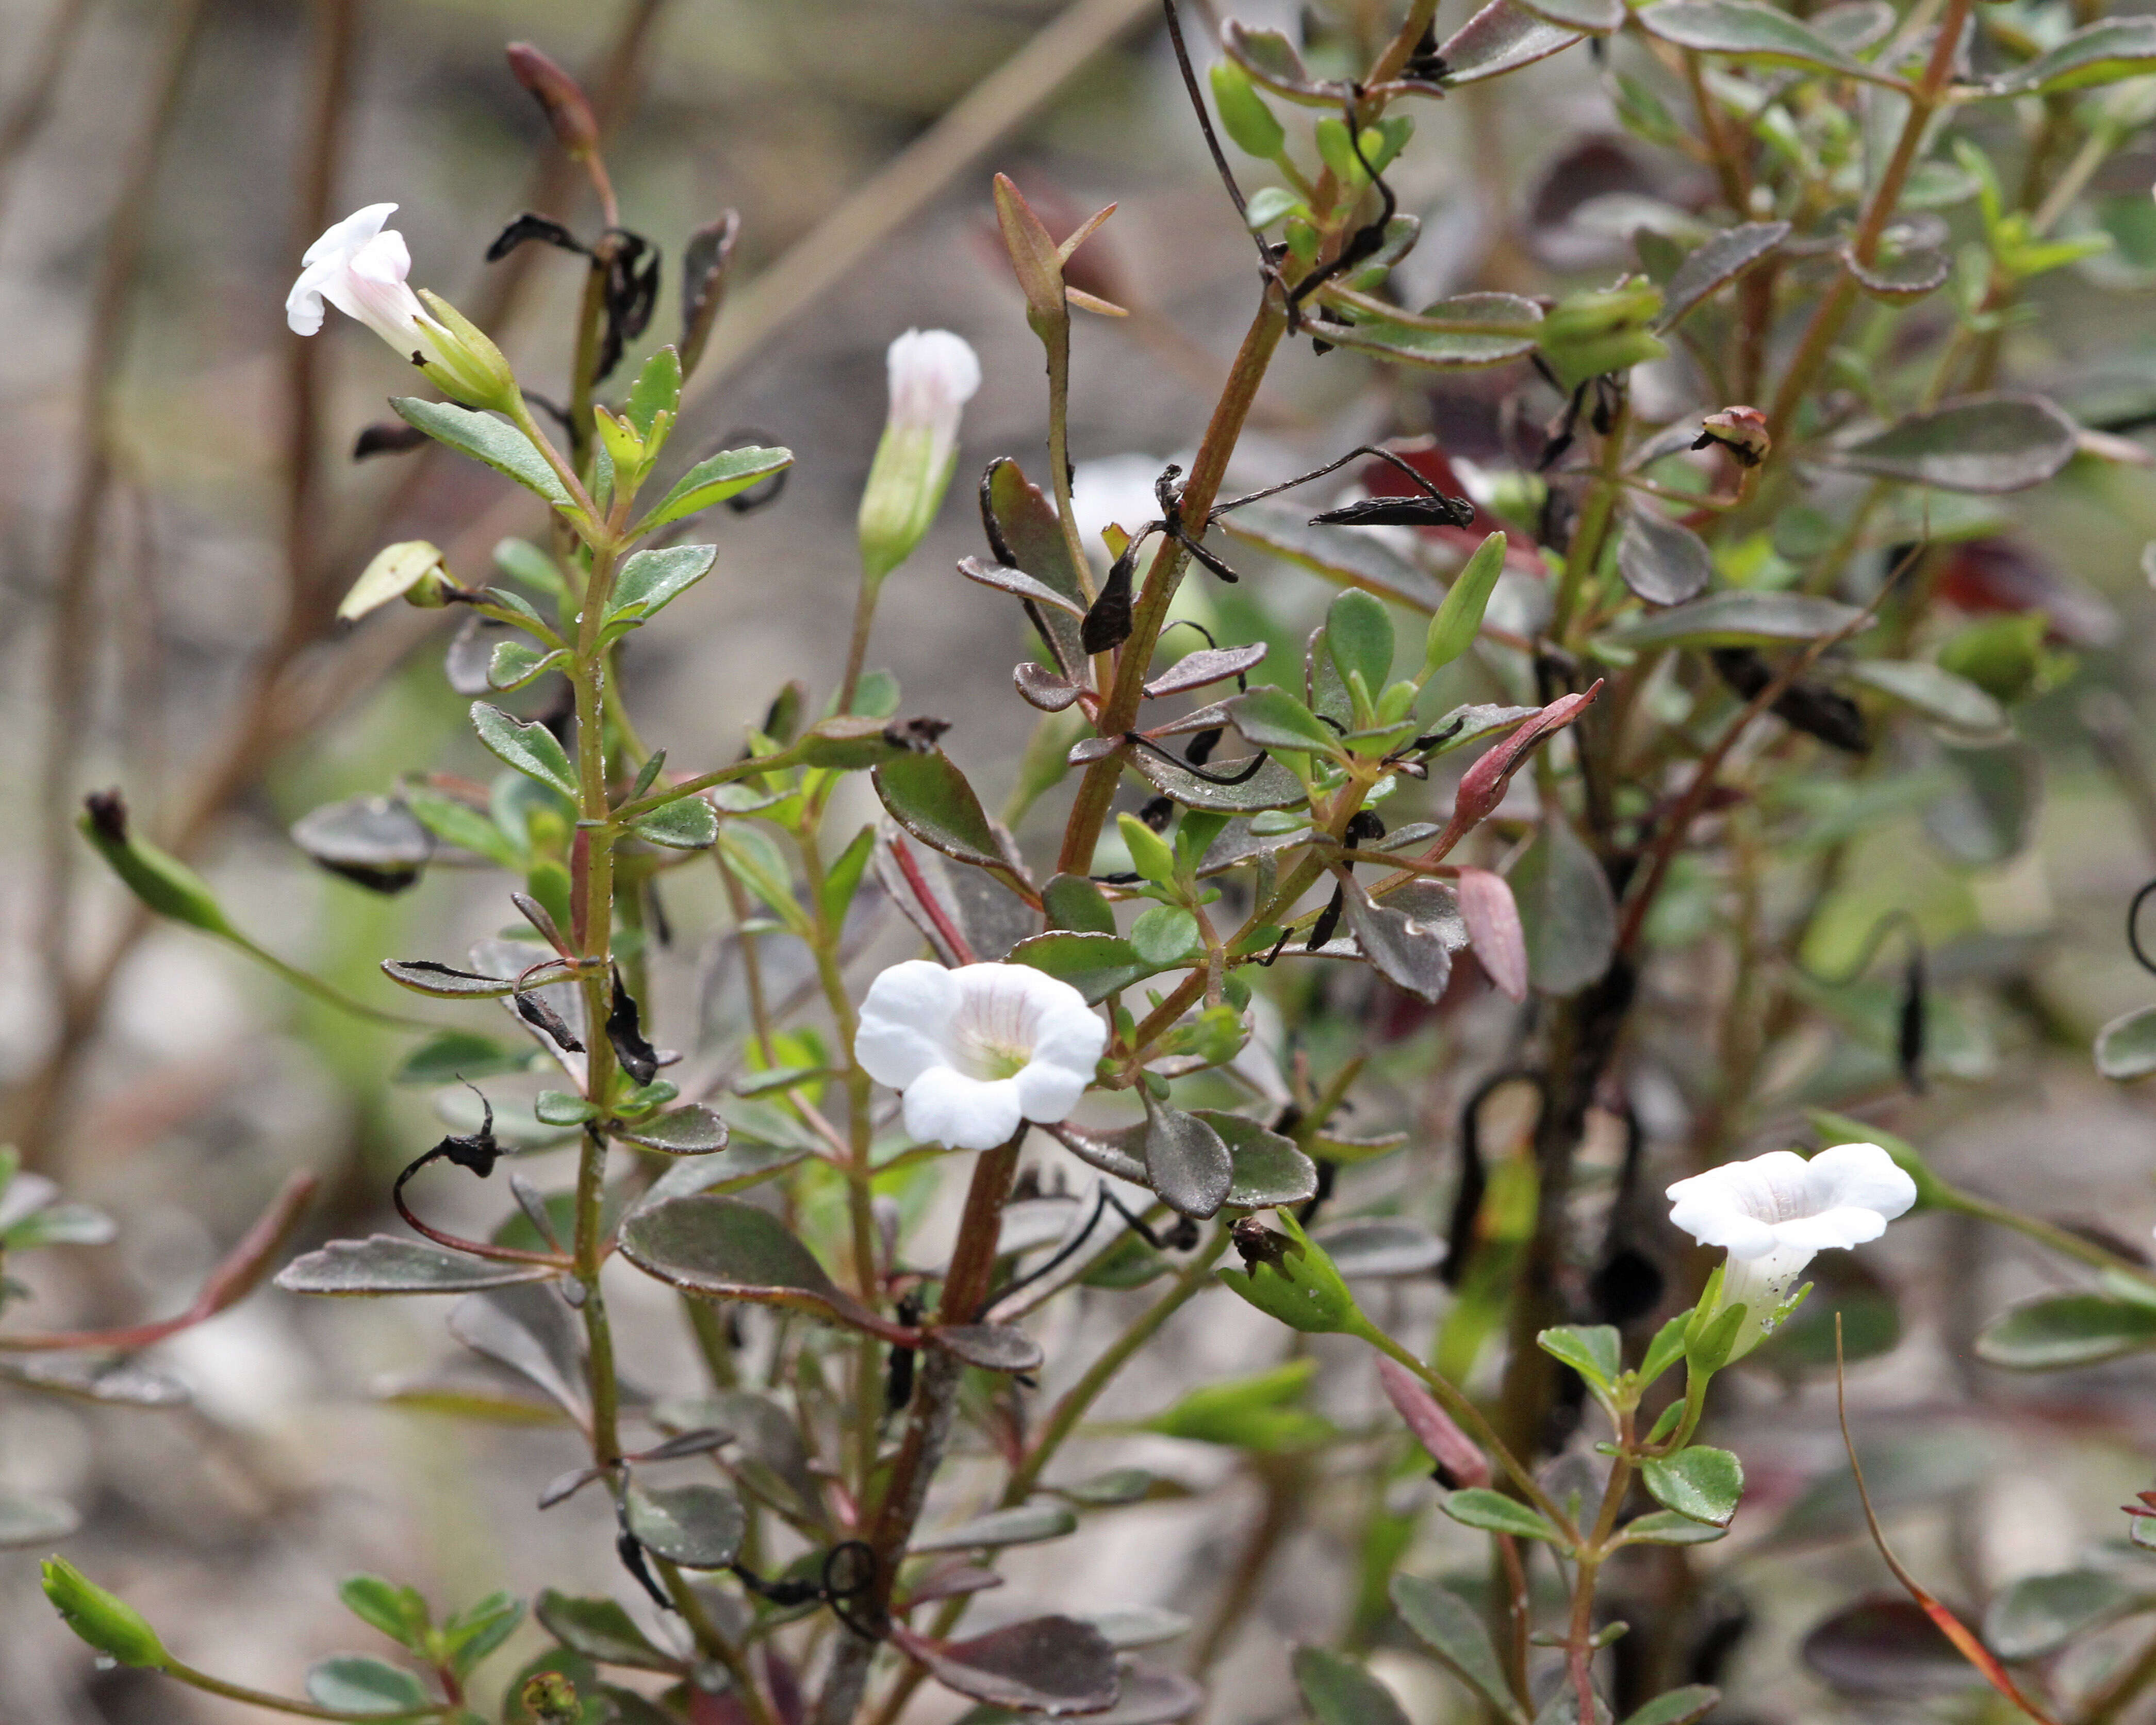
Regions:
[[78, 792, 234, 938], [520, 1670, 582, 1724], [858, 330, 981, 583], [1538, 277, 1668, 390], [505, 42, 599, 158], [42, 1559, 168, 1669], [1209, 61, 1284, 158], [1216, 1211, 1362, 1334]]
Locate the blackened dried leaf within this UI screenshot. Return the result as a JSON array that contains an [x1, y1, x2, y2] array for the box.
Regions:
[[517, 989, 586, 1053], [1710, 648, 1866, 753], [485, 211, 586, 264], [595, 229, 661, 384], [607, 971, 659, 1085], [679, 211, 741, 378], [1081, 547, 1138, 655], [1898, 945, 1928, 1095], [1311, 493, 1475, 529], [352, 421, 430, 461]]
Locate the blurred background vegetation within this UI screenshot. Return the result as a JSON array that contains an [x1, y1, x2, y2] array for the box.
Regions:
[[6, 0, 2156, 1719]]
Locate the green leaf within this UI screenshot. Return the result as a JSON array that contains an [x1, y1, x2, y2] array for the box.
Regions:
[[1293, 1647, 1410, 1725], [1202, 1111, 1319, 1209], [1228, 685, 1339, 753], [1844, 660, 2007, 739], [618, 1194, 879, 1330], [911, 1502, 1078, 1553], [629, 796, 718, 850], [1141, 1359, 1332, 1452], [1615, 508, 1712, 606], [1128, 906, 1203, 968], [873, 750, 1009, 872], [1640, 1445, 1743, 1527], [821, 825, 876, 927], [487, 640, 564, 692], [274, 1235, 558, 1296], [1438, 0, 1589, 85], [534, 1590, 683, 1672], [1656, 222, 1787, 330], [1983, 17, 2156, 96], [1621, 1686, 1721, 1725], [605, 544, 718, 626], [337, 1576, 431, 1651], [304, 1655, 433, 1715], [404, 788, 521, 869], [1515, 0, 1621, 32], [636, 445, 792, 534], [1604, 590, 1869, 648], [1142, 1097, 1233, 1219], [2096, 1005, 2156, 1081], [390, 398, 574, 511], [1616, 1509, 1728, 1546], [1007, 930, 1152, 1004], [622, 1482, 745, 1569], [1511, 815, 1616, 996], [1637, 0, 1891, 84], [440, 1591, 523, 1675], [1983, 1570, 2144, 1661], [1426, 533, 1508, 672], [471, 702, 579, 802], [1823, 395, 2079, 494], [1391, 1574, 1526, 1721], [612, 1105, 730, 1154], [983, 457, 1092, 675], [1639, 1312, 1690, 1385], [492, 536, 566, 596], [535, 1091, 598, 1127], [1442, 1489, 1565, 1543], [1326, 292, 1548, 371], [1043, 872, 1117, 935], [1537, 1324, 1621, 1392], [626, 345, 683, 440], [1977, 1293, 2156, 1369], [1326, 589, 1394, 694]]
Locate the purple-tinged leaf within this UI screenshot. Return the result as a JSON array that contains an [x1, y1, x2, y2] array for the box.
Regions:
[[1455, 866, 1528, 1001], [891, 1616, 1118, 1715]]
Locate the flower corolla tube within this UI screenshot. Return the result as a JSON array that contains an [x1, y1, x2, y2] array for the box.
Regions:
[[1666, 1142, 1916, 1357], [287, 204, 514, 408], [857, 328, 981, 581], [854, 961, 1105, 1152]]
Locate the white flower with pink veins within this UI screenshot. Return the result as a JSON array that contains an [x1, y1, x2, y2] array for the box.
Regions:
[[854, 961, 1106, 1152], [1667, 1142, 1917, 1357], [286, 202, 452, 366]]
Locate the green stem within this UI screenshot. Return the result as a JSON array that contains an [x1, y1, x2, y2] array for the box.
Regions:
[[1552, 391, 1631, 643], [1007, 1222, 1229, 1503], [1938, 1187, 2156, 1287], [163, 1661, 441, 1722], [1055, 298, 1289, 874], [225, 932, 439, 1031], [1763, 0, 1975, 448], [655, 1556, 777, 1725], [1353, 1320, 1579, 1542]]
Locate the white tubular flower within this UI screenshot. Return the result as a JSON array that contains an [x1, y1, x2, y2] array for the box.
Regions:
[[287, 204, 516, 409], [854, 960, 1105, 1152], [1666, 1143, 1917, 1359], [858, 329, 981, 582]]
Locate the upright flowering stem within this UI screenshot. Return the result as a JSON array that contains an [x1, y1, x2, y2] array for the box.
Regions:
[[1056, 298, 1288, 873], [574, 558, 624, 1465], [814, 1132, 1026, 1725]]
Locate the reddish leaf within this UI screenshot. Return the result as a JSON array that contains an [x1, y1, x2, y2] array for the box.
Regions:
[[1454, 867, 1528, 1001], [1375, 1357, 1491, 1487], [1430, 684, 1603, 856]]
